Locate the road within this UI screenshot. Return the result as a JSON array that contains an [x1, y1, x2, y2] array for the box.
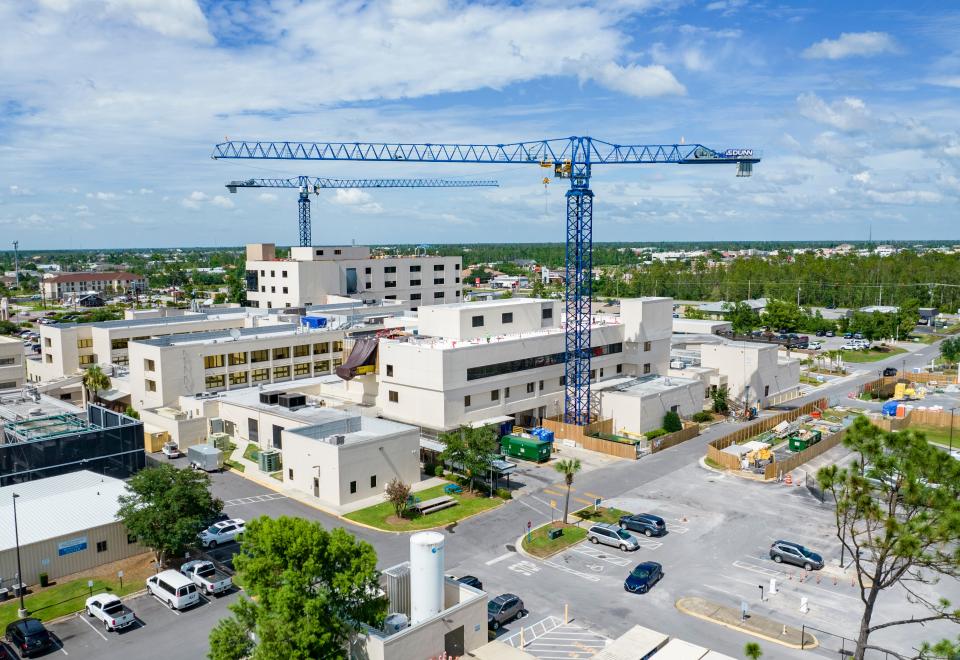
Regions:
[[48, 338, 953, 658]]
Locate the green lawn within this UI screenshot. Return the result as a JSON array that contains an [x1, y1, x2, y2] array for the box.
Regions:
[[800, 374, 824, 386], [572, 506, 631, 525], [840, 346, 907, 363], [0, 576, 141, 629], [224, 459, 245, 472], [242, 443, 259, 462], [522, 524, 588, 558], [344, 483, 504, 531], [907, 425, 958, 448]]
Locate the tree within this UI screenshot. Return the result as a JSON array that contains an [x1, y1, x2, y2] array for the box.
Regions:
[[726, 301, 759, 335], [662, 410, 682, 433], [531, 277, 547, 299], [553, 458, 582, 524], [940, 336, 960, 369], [123, 405, 140, 420], [762, 298, 806, 333], [439, 426, 497, 493], [683, 306, 707, 320], [82, 365, 111, 407], [208, 516, 386, 660], [817, 416, 960, 659], [896, 298, 920, 339], [117, 464, 222, 568], [743, 642, 763, 659], [385, 478, 411, 520], [712, 385, 729, 414], [0, 320, 19, 335]]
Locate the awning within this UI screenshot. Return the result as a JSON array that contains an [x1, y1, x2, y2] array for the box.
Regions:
[[336, 337, 378, 380], [467, 415, 514, 429], [97, 389, 130, 403], [491, 459, 516, 475], [419, 437, 446, 453]]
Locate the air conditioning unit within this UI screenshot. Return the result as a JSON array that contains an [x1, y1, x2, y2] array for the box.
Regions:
[[259, 391, 282, 405], [209, 417, 224, 434], [332, 434, 346, 446], [278, 393, 306, 409], [258, 449, 282, 473], [208, 432, 231, 451]]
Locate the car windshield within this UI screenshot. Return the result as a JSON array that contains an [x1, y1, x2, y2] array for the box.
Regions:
[[206, 525, 221, 534], [487, 601, 501, 613], [617, 529, 633, 540], [630, 567, 650, 579]]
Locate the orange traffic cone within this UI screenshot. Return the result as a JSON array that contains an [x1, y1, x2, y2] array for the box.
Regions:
[[784, 473, 793, 486]]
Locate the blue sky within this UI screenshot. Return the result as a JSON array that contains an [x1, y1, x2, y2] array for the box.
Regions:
[[2, 0, 959, 249]]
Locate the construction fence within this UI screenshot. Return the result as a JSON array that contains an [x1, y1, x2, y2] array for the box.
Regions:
[[763, 429, 845, 480], [862, 371, 957, 397], [706, 398, 830, 471], [542, 417, 701, 460], [649, 424, 700, 454], [872, 408, 958, 432]]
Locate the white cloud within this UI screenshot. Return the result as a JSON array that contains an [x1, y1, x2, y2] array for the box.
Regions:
[[593, 63, 685, 97], [8, 185, 33, 196], [802, 32, 898, 60], [705, 0, 748, 14], [797, 93, 871, 132], [929, 76, 960, 89], [210, 195, 234, 208], [41, 0, 211, 42], [332, 189, 373, 206], [853, 171, 871, 184], [86, 191, 120, 200], [188, 191, 207, 201], [138, 188, 153, 194], [257, 193, 278, 203], [863, 189, 942, 204]]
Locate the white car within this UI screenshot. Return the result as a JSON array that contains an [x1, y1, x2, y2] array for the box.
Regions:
[[807, 341, 822, 350], [199, 518, 245, 548]]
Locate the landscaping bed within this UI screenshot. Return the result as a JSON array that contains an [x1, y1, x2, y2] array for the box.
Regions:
[[840, 346, 907, 363], [521, 523, 587, 558], [344, 483, 504, 532], [572, 506, 631, 525]]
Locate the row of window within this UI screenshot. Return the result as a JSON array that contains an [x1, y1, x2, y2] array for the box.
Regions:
[[472, 311, 514, 327], [202, 343, 343, 369], [259, 262, 460, 277], [202, 360, 341, 391], [465, 342, 623, 381], [462, 365, 625, 408]]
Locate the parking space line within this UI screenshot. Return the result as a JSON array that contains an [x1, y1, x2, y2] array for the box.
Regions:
[[486, 552, 514, 566], [572, 496, 594, 506], [635, 539, 663, 550], [570, 545, 631, 566], [542, 558, 601, 582], [77, 613, 109, 641]]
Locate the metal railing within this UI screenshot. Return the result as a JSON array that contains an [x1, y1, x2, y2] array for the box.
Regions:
[[801, 625, 898, 659]]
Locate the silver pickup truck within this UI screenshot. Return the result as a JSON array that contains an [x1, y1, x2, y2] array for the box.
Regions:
[[180, 559, 232, 595], [85, 593, 136, 632]]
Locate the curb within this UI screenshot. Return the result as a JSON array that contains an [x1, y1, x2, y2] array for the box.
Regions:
[[343, 496, 510, 535], [35, 588, 151, 627], [675, 598, 819, 650]]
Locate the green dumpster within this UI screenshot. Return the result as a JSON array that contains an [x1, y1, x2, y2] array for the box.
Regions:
[[500, 434, 552, 463]]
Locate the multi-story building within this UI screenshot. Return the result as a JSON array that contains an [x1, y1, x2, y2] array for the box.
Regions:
[[0, 336, 25, 390], [128, 325, 348, 410], [244, 243, 462, 311], [41, 271, 146, 301]]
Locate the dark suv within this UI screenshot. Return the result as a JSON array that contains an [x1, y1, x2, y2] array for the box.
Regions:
[[487, 594, 525, 630], [456, 575, 483, 590], [770, 540, 824, 571], [618, 513, 666, 537], [883, 367, 897, 377], [5, 618, 52, 658]]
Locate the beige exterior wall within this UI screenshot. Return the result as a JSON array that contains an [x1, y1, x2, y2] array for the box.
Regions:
[[600, 379, 705, 435], [620, 297, 672, 377], [700, 342, 801, 408], [0, 336, 25, 389], [416, 299, 558, 341], [0, 521, 147, 587]]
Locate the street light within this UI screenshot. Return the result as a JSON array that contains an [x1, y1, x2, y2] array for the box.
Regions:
[[12, 493, 26, 618], [950, 407, 956, 454]]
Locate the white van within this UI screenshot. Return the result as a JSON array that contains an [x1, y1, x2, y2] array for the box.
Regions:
[[146, 570, 200, 610]]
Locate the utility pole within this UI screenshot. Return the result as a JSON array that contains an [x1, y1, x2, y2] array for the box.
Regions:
[[797, 287, 801, 307], [950, 407, 956, 454], [12, 241, 19, 289]]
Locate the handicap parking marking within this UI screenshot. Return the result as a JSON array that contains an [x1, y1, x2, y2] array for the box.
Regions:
[[508, 560, 541, 577], [519, 621, 612, 659], [542, 557, 602, 583], [569, 544, 631, 566], [635, 538, 664, 550]]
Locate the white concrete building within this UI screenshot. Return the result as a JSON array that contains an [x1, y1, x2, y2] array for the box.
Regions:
[[673, 318, 732, 335], [0, 336, 25, 390], [596, 375, 705, 436], [244, 243, 462, 311], [698, 341, 800, 408]]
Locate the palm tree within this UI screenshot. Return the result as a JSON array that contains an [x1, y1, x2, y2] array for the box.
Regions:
[[553, 458, 582, 524], [82, 365, 111, 408], [744, 642, 762, 659]]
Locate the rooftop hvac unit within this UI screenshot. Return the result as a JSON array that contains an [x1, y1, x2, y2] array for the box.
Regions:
[[258, 449, 281, 473], [331, 434, 346, 446], [208, 432, 231, 451], [670, 359, 686, 369], [259, 391, 282, 405], [383, 613, 409, 635], [278, 393, 306, 409], [209, 417, 224, 434]]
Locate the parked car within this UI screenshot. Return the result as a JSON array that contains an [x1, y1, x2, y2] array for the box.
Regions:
[[843, 332, 853, 339], [587, 523, 639, 551], [825, 330, 835, 337], [0, 641, 16, 660], [199, 518, 245, 548], [181, 560, 232, 596], [841, 343, 859, 351], [146, 570, 200, 610], [815, 330, 825, 337], [487, 594, 525, 630], [455, 575, 483, 590], [85, 593, 135, 631], [161, 441, 182, 459], [618, 513, 666, 537], [4, 618, 52, 658], [808, 341, 822, 350], [769, 540, 824, 571], [883, 367, 898, 377], [853, 332, 864, 340], [623, 561, 664, 594]]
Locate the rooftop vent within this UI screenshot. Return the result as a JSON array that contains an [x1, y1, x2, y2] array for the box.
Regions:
[[278, 393, 306, 410], [259, 391, 283, 405]]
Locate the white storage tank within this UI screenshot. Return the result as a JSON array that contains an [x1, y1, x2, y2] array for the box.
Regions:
[[409, 531, 444, 624]]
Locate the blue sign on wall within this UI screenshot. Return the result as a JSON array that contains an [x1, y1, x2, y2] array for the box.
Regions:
[[57, 537, 87, 557]]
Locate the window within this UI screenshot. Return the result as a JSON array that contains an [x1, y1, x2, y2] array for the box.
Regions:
[[434, 278, 444, 285], [251, 368, 270, 382], [0, 357, 14, 366], [145, 379, 157, 392], [260, 286, 265, 292], [77, 338, 92, 349], [464, 394, 471, 407], [370, 475, 377, 488], [270, 270, 275, 277], [333, 340, 344, 352], [332, 357, 343, 368], [365, 282, 371, 289], [670, 405, 679, 413], [386, 364, 394, 377], [205, 374, 226, 389], [502, 312, 513, 324], [127, 534, 137, 544], [79, 354, 95, 366], [385, 280, 397, 288], [434, 292, 445, 299], [251, 349, 269, 363], [274, 365, 290, 379], [334, 249, 341, 255], [316, 249, 324, 256], [590, 370, 596, 380], [410, 293, 421, 300], [272, 424, 283, 449], [599, 368, 604, 378], [643, 363, 651, 374], [560, 376, 566, 386], [288, 468, 294, 480], [409, 265, 421, 272], [45, 354, 52, 363], [282, 286, 288, 294], [454, 263, 460, 271], [294, 363, 310, 376], [270, 286, 276, 293], [204, 354, 225, 369], [542, 308, 553, 320], [230, 371, 248, 386], [294, 344, 310, 358], [455, 277, 460, 283], [96, 540, 107, 553], [764, 385, 770, 397], [228, 352, 247, 366], [472, 315, 484, 327], [313, 342, 330, 354], [314, 360, 331, 374], [388, 390, 399, 403], [272, 347, 289, 360], [260, 269, 265, 276], [526, 382, 535, 394], [282, 270, 287, 277], [111, 338, 128, 350], [410, 279, 421, 286], [504, 386, 510, 398], [617, 364, 623, 374], [466, 342, 623, 381], [643, 341, 652, 352], [350, 481, 357, 494], [433, 264, 444, 271], [365, 267, 371, 274], [491, 389, 499, 401], [144, 358, 155, 371], [248, 418, 259, 442], [44, 337, 51, 347], [384, 266, 397, 274]]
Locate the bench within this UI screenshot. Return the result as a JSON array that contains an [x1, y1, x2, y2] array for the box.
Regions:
[[414, 495, 458, 516], [443, 483, 463, 495]]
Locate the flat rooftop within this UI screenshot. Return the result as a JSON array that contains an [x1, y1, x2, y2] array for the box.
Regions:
[[0, 389, 82, 424], [136, 323, 337, 348], [594, 374, 700, 396], [395, 315, 621, 351], [426, 297, 551, 311], [50, 311, 249, 331]]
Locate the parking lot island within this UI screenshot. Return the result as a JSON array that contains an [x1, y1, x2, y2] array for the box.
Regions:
[[676, 596, 818, 649]]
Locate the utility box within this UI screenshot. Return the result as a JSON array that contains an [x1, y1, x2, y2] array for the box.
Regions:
[[208, 432, 231, 451], [258, 449, 282, 473], [144, 430, 169, 453], [188, 444, 224, 472], [500, 434, 552, 463]]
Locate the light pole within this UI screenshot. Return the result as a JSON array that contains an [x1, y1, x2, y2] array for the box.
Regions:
[[12, 493, 27, 618], [950, 407, 956, 454]]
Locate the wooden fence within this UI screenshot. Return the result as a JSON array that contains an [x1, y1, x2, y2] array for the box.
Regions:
[[873, 408, 958, 432], [763, 429, 846, 480], [542, 417, 639, 460], [650, 424, 700, 454], [706, 398, 830, 469]]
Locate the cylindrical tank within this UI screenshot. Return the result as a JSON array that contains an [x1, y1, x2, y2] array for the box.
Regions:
[[410, 531, 444, 625]]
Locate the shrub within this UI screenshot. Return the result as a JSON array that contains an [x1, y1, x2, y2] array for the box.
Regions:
[[692, 411, 714, 423], [495, 488, 512, 500], [645, 428, 668, 439], [432, 463, 445, 477], [663, 411, 683, 433]]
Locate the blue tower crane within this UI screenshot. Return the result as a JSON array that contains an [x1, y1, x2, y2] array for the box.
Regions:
[[213, 137, 760, 425], [226, 176, 499, 247]]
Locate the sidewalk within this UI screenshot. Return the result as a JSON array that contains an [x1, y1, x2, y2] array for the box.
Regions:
[[676, 596, 818, 649]]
